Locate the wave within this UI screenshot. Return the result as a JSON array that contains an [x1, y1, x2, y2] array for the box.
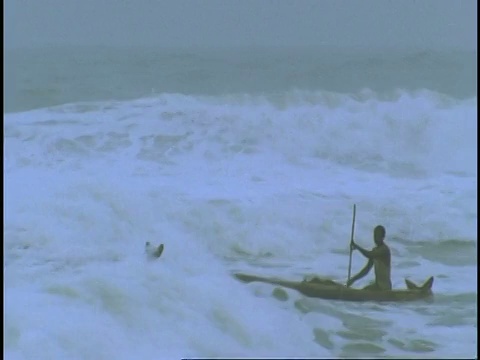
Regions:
[[4, 47, 476, 113], [4, 92, 477, 359], [5, 89, 476, 178]]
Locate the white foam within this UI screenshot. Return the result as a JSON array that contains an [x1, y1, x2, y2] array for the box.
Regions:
[[4, 91, 477, 358]]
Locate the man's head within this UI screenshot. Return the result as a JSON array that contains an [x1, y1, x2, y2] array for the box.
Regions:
[[373, 225, 386, 245]]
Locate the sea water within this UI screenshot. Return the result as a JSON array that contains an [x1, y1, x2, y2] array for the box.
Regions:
[[4, 47, 477, 359]]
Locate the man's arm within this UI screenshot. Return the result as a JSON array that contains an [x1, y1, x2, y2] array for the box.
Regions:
[[353, 242, 384, 260], [347, 259, 373, 287]]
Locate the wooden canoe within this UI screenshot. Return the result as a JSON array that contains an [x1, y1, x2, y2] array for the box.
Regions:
[[234, 273, 434, 302]]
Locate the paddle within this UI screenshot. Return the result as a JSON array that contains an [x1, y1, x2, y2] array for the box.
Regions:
[[346, 204, 356, 287]]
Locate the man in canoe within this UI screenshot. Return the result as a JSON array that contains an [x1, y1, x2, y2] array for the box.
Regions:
[[346, 225, 392, 290]]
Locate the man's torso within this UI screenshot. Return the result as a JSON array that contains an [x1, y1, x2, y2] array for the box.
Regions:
[[373, 244, 392, 290]]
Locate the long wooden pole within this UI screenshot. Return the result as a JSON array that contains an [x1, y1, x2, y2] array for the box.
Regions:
[[347, 204, 356, 286]]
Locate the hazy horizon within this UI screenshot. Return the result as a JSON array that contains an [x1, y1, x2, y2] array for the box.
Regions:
[[4, 0, 477, 51]]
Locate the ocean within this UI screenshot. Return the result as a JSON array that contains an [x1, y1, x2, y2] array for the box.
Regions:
[[4, 46, 477, 359]]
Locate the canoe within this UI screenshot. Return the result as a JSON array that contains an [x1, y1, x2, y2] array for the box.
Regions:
[[234, 273, 434, 302]]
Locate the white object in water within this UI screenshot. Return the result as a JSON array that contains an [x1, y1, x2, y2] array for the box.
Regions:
[[145, 242, 164, 259]]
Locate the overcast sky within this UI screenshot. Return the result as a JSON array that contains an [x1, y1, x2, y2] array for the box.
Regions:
[[4, 0, 477, 50]]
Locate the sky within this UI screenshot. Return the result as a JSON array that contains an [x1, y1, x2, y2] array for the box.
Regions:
[[4, 0, 477, 50]]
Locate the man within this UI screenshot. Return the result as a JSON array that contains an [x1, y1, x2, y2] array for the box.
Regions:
[[346, 225, 392, 290]]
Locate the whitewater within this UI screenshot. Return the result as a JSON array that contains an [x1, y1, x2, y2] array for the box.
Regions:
[[4, 48, 478, 359]]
